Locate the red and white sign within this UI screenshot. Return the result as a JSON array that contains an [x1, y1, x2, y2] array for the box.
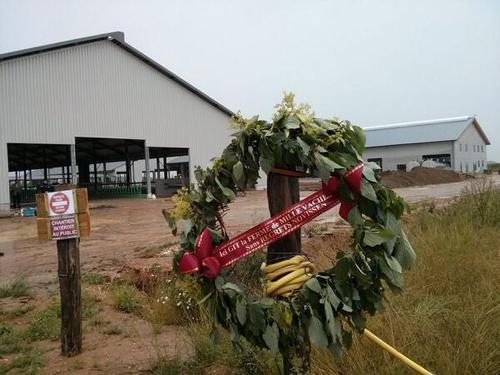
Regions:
[[47, 190, 75, 217], [50, 215, 79, 240]]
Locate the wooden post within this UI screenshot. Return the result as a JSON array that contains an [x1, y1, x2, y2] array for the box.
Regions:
[[267, 170, 307, 375], [266, 171, 301, 264], [57, 238, 82, 356]]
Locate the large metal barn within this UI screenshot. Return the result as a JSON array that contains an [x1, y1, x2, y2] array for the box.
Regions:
[[0, 32, 233, 210]]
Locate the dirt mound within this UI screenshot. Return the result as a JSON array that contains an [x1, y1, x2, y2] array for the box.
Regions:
[[381, 167, 467, 188], [299, 167, 468, 191]]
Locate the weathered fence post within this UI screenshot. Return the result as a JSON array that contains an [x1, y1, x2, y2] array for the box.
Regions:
[[57, 238, 82, 356], [266, 170, 309, 374], [266, 171, 301, 264]]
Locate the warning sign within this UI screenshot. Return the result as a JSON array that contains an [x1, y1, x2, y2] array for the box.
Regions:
[[47, 191, 75, 217], [50, 215, 79, 240]]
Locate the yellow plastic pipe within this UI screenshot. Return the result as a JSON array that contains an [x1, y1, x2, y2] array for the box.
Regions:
[[363, 329, 433, 375]]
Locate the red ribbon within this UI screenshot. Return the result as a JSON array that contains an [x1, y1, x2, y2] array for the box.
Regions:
[[178, 164, 364, 278]]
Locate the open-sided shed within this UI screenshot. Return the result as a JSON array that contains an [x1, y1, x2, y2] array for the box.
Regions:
[[0, 32, 233, 210]]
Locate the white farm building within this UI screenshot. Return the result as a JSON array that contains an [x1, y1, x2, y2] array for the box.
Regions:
[[363, 117, 490, 173], [0, 32, 234, 211]]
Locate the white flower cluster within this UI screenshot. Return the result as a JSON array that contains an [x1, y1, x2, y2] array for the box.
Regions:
[[174, 290, 194, 311]]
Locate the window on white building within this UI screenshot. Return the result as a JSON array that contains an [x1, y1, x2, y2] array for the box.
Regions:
[[459, 143, 462, 151], [465, 144, 468, 152]]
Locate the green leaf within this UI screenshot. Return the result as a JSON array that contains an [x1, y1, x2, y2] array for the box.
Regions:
[[324, 302, 342, 343], [361, 180, 378, 202], [297, 137, 311, 155], [236, 299, 247, 325], [222, 282, 243, 294], [215, 176, 236, 199], [363, 165, 378, 182], [314, 152, 343, 182], [394, 231, 416, 270], [326, 286, 342, 310], [262, 323, 279, 354], [385, 212, 401, 236], [232, 161, 244, 187], [248, 303, 266, 336], [305, 278, 322, 294], [308, 315, 328, 348], [363, 227, 395, 247], [205, 190, 216, 202], [347, 206, 363, 227], [259, 156, 274, 174], [378, 254, 404, 289], [283, 116, 300, 129], [384, 253, 402, 273], [351, 126, 366, 155]]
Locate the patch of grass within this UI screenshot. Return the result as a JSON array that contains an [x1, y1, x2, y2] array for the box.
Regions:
[[25, 300, 61, 342], [229, 251, 265, 295], [309, 184, 500, 374], [1, 304, 36, 319], [0, 276, 32, 298], [82, 272, 109, 285], [82, 289, 103, 320], [146, 286, 181, 332], [0, 322, 26, 355], [0, 349, 45, 374], [111, 283, 144, 314], [150, 316, 277, 375]]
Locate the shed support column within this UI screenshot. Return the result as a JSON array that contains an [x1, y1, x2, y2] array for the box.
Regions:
[[163, 156, 167, 179], [43, 147, 48, 181], [144, 145, 152, 198], [156, 157, 160, 181], [125, 143, 130, 188], [78, 163, 90, 184], [70, 144, 77, 185], [0, 142, 10, 211], [23, 147, 27, 190]]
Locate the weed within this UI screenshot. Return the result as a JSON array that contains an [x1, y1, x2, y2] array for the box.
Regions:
[[25, 300, 61, 341], [82, 289, 103, 320], [150, 317, 277, 375], [0, 322, 26, 355], [111, 283, 143, 314], [0, 276, 32, 298], [82, 272, 109, 285], [2, 304, 36, 319], [0, 349, 45, 374]]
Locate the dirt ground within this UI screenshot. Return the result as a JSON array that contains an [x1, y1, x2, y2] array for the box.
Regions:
[[1, 175, 499, 374]]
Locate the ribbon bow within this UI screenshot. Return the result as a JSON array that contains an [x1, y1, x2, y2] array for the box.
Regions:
[[322, 163, 363, 220], [177, 228, 222, 278]]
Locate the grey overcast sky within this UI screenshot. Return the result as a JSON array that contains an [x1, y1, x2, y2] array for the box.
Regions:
[[1, 0, 499, 160]]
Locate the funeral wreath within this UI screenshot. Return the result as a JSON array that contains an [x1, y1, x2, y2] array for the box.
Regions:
[[164, 94, 416, 372]]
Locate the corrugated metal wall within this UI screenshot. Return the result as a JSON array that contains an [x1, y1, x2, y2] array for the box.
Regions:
[[0, 40, 232, 208], [454, 124, 488, 172], [363, 141, 453, 171]]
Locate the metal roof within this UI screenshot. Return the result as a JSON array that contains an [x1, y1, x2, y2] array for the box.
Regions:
[[0, 32, 234, 117], [363, 116, 491, 147]]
